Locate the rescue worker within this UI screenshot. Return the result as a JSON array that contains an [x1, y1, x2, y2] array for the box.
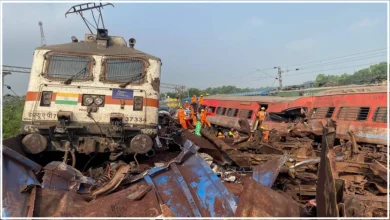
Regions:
[[177, 107, 187, 129], [198, 94, 204, 105], [228, 128, 234, 137], [191, 95, 197, 104], [256, 107, 267, 128], [261, 126, 269, 143], [228, 128, 240, 139], [200, 109, 211, 128], [190, 106, 197, 126], [217, 132, 225, 138], [184, 101, 190, 109], [191, 95, 198, 111]]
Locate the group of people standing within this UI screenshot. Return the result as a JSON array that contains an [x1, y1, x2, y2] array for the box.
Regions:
[[176, 94, 211, 130], [177, 95, 270, 143]]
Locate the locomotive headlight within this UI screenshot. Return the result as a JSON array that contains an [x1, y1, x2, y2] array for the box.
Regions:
[[83, 95, 94, 106], [94, 96, 104, 106], [40, 91, 52, 107], [133, 96, 143, 111]]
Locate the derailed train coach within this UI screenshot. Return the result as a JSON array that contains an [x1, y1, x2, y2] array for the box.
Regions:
[[263, 85, 388, 146], [202, 85, 388, 147], [201, 95, 299, 130], [20, 4, 162, 157]]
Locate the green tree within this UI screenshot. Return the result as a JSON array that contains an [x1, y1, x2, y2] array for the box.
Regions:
[[2, 97, 25, 139], [188, 88, 201, 96], [314, 62, 387, 87]]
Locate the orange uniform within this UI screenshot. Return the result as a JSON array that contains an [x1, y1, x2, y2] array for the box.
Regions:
[[256, 110, 266, 128], [191, 95, 197, 103], [191, 109, 197, 126], [177, 108, 187, 129], [184, 102, 190, 109], [198, 97, 204, 105], [263, 131, 269, 142], [256, 110, 266, 121], [200, 111, 211, 128]]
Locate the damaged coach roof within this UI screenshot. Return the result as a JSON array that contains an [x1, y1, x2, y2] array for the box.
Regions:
[[36, 34, 161, 61], [314, 85, 387, 96], [205, 94, 298, 103]]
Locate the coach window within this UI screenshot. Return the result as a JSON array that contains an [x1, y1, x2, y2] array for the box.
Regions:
[[311, 107, 335, 119], [239, 109, 253, 119], [373, 107, 387, 123], [208, 106, 216, 113], [216, 107, 227, 115], [227, 108, 239, 117], [44, 53, 93, 81], [337, 106, 370, 121], [326, 107, 335, 118], [103, 58, 147, 84]]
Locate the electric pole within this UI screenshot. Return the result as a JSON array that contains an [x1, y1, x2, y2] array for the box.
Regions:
[[277, 66, 282, 90], [39, 21, 46, 46], [274, 66, 300, 90]]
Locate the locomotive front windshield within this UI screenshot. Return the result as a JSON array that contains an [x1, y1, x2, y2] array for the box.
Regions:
[[104, 59, 146, 84], [44, 53, 148, 85], [45, 54, 92, 81]]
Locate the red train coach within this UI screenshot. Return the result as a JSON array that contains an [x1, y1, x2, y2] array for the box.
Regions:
[[201, 95, 298, 130], [281, 85, 386, 146], [203, 85, 388, 146]]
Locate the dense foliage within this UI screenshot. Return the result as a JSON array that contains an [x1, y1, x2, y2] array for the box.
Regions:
[[2, 96, 25, 139], [314, 62, 387, 87]]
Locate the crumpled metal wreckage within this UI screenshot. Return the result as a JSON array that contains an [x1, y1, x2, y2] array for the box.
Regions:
[[3, 138, 304, 218]]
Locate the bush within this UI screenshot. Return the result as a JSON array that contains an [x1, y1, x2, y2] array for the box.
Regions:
[[2, 97, 25, 139]]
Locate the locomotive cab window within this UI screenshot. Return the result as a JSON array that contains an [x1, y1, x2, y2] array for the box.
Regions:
[[373, 107, 387, 123], [103, 58, 147, 84], [337, 106, 370, 121], [44, 54, 92, 81]]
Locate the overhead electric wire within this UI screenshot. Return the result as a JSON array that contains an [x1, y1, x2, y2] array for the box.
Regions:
[[4, 85, 20, 97], [255, 68, 277, 79], [297, 52, 387, 70], [283, 47, 387, 68], [236, 67, 276, 79], [284, 61, 386, 77], [205, 48, 388, 88]]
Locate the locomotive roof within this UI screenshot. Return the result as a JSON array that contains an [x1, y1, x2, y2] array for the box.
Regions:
[[36, 35, 161, 61], [205, 95, 299, 103]]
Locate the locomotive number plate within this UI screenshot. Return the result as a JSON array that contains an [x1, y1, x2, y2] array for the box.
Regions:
[[124, 117, 146, 122], [112, 89, 134, 100]]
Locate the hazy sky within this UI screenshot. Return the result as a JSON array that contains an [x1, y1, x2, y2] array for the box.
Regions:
[[2, 2, 388, 95]]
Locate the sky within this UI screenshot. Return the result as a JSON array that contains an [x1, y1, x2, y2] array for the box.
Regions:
[[1, 1, 388, 95]]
